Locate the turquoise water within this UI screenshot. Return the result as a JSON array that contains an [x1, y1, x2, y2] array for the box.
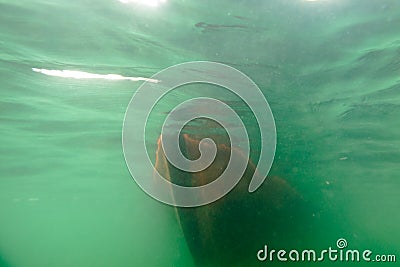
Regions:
[[1, 0, 399, 266]]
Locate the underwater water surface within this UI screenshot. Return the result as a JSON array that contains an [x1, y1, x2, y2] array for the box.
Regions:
[[0, 0, 399, 266]]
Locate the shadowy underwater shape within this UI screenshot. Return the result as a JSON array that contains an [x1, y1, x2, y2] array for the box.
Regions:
[[154, 130, 325, 266]]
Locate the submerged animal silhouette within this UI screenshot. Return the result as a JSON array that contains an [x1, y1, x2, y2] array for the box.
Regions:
[[154, 133, 315, 266]]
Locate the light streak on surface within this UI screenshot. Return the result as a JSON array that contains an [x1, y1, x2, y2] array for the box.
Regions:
[[118, 0, 167, 8], [32, 68, 160, 83]]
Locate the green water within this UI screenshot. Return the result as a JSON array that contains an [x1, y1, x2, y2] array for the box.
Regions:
[[0, 0, 399, 266]]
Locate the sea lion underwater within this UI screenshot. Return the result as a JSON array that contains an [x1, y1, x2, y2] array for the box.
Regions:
[[154, 127, 324, 266]]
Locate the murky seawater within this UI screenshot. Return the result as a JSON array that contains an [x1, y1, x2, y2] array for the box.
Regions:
[[0, 0, 399, 266]]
